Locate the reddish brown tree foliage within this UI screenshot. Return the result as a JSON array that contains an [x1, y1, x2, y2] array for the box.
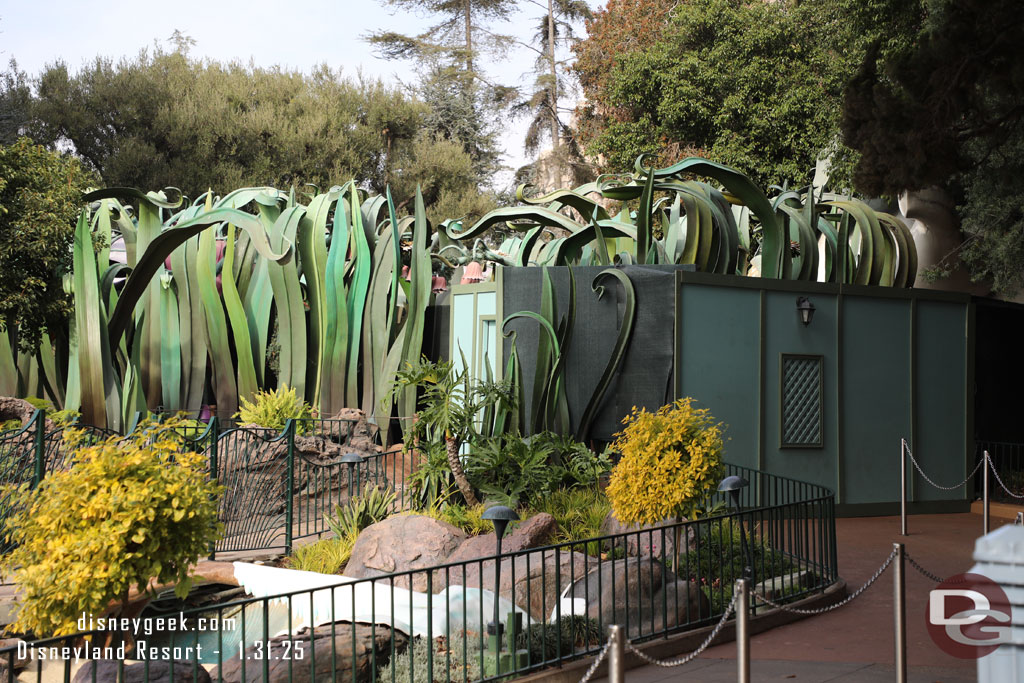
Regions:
[[571, 0, 676, 167]]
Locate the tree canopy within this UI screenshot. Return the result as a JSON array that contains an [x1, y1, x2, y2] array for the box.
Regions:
[[4, 47, 489, 217], [841, 0, 1024, 294], [572, 0, 918, 189], [0, 138, 96, 350]]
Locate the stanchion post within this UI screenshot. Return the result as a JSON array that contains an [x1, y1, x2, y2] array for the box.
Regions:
[[900, 440, 908, 536], [894, 543, 906, 683], [736, 578, 750, 683], [983, 450, 990, 535], [608, 624, 625, 683]]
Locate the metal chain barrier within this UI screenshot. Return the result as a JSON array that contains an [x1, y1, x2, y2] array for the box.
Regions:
[[753, 546, 899, 615], [621, 591, 740, 668], [578, 637, 614, 683], [904, 439, 984, 490], [987, 453, 1024, 499], [903, 549, 960, 584]]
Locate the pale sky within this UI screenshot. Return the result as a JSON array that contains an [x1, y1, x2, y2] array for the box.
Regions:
[[0, 0, 599, 185]]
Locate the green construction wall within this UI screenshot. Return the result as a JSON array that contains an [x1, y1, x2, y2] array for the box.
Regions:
[[674, 273, 972, 512]]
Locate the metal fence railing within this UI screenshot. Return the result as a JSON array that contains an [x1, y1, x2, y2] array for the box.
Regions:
[[0, 468, 837, 683], [975, 440, 1024, 503]]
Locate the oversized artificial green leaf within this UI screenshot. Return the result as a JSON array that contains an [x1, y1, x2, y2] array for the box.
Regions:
[[396, 188, 432, 435], [299, 190, 336, 408], [107, 207, 292, 348], [72, 209, 119, 429], [550, 222, 637, 265], [446, 206, 591, 243], [322, 197, 351, 416], [516, 185, 611, 222], [634, 155, 657, 264], [0, 325, 18, 397], [346, 184, 373, 408], [575, 269, 637, 441], [197, 216, 238, 417], [642, 157, 784, 278], [267, 207, 308, 396], [221, 223, 259, 403], [158, 273, 182, 411]]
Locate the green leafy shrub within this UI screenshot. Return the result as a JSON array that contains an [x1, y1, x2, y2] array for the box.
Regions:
[[235, 385, 313, 434], [286, 532, 357, 575], [678, 518, 796, 613], [465, 432, 610, 507], [49, 408, 80, 428], [408, 441, 458, 510], [326, 484, 396, 538], [517, 616, 602, 662], [376, 630, 482, 683], [22, 396, 52, 412], [607, 398, 725, 525], [0, 417, 223, 636]]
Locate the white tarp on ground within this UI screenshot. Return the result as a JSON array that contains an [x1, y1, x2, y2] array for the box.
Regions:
[[232, 562, 533, 638]]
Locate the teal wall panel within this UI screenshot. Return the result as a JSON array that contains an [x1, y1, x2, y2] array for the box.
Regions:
[[677, 284, 760, 470], [763, 291, 839, 493], [913, 300, 968, 502], [840, 296, 911, 505]]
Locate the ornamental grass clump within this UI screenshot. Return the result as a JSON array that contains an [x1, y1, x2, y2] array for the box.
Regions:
[[0, 418, 223, 636], [606, 398, 725, 526]]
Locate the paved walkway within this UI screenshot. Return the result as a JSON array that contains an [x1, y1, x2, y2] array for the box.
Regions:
[[594, 512, 1017, 683]]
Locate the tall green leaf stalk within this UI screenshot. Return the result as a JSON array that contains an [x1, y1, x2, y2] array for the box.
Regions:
[[6, 184, 437, 434]]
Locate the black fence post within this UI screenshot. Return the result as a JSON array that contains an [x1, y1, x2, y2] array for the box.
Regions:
[[207, 416, 219, 561], [31, 409, 45, 489], [285, 419, 295, 556]]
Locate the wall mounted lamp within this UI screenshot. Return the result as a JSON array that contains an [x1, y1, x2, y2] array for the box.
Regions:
[[796, 296, 815, 326]]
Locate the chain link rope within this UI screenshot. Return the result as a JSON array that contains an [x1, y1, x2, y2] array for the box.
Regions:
[[753, 546, 899, 615], [986, 453, 1024, 499], [902, 549, 964, 584], [578, 637, 614, 683], [622, 591, 740, 668], [904, 439, 984, 491]]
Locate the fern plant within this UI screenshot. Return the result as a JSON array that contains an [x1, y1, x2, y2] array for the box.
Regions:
[[235, 385, 314, 434]]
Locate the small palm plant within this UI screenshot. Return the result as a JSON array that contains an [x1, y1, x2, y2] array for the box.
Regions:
[[389, 358, 516, 507]]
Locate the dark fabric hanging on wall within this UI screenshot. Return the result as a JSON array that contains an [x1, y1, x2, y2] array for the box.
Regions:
[[501, 264, 694, 443]]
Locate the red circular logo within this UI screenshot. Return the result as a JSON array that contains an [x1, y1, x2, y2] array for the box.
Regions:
[[926, 572, 1011, 659]]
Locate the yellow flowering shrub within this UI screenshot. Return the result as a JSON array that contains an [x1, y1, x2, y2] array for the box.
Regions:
[[606, 398, 726, 526], [0, 417, 223, 636]]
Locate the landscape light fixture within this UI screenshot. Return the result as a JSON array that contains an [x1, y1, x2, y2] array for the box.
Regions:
[[796, 296, 815, 326], [482, 505, 519, 640], [718, 475, 753, 583], [340, 452, 365, 497]]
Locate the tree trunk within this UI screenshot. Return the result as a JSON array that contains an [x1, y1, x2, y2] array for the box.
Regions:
[[464, 0, 474, 76], [446, 435, 479, 506], [548, 0, 559, 148]]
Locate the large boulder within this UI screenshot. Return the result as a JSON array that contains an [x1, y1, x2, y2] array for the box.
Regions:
[[214, 622, 406, 683], [329, 408, 380, 458], [0, 396, 46, 428], [73, 659, 210, 683], [563, 556, 711, 637], [344, 515, 467, 591], [599, 510, 696, 560], [436, 548, 592, 622], [446, 513, 558, 564]]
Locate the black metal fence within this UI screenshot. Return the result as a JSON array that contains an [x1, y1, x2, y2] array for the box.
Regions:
[[975, 440, 1024, 503], [0, 468, 836, 683]]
